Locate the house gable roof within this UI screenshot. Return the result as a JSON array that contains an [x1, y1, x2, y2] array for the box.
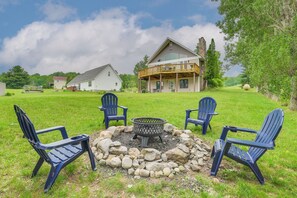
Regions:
[[68, 64, 120, 85], [147, 37, 202, 64]]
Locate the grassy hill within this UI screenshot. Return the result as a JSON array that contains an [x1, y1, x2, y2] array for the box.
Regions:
[[0, 87, 296, 197]]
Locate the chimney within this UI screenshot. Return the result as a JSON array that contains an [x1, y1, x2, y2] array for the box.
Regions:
[[197, 37, 206, 58]]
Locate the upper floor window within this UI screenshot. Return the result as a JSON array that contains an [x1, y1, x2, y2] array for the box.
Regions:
[[108, 71, 110, 76], [115, 82, 118, 86], [88, 81, 92, 87]]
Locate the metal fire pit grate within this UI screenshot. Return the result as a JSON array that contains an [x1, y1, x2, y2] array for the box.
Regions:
[[132, 117, 166, 147]]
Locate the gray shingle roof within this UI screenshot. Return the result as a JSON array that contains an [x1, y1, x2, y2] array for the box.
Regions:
[[67, 64, 110, 85]]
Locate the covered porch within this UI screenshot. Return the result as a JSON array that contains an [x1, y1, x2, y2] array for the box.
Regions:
[[138, 63, 201, 93]]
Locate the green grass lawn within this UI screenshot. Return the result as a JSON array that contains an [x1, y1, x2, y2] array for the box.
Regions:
[[0, 87, 296, 197]]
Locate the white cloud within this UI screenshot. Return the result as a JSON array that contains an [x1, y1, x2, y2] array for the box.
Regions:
[[188, 14, 206, 24], [0, 7, 225, 75], [40, 0, 77, 22]]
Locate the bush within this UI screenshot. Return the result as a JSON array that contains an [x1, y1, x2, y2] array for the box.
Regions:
[[5, 92, 15, 96]]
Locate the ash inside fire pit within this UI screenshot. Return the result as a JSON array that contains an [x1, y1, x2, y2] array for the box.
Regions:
[[113, 132, 180, 152]]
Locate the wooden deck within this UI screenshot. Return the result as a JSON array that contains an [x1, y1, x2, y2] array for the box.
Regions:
[[138, 63, 200, 79]]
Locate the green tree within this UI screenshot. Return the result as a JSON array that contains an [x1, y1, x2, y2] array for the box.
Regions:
[[119, 74, 137, 90], [216, 0, 297, 110], [133, 55, 149, 76], [205, 39, 223, 88], [2, 65, 30, 88], [134, 55, 149, 91]]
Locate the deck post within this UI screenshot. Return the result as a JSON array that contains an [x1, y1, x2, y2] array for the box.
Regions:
[[138, 79, 141, 93], [175, 73, 178, 92], [193, 72, 196, 92], [148, 76, 151, 93], [198, 75, 201, 92], [160, 74, 162, 92]]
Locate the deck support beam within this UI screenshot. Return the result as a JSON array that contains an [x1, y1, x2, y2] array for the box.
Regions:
[[193, 72, 196, 92], [175, 73, 178, 93], [160, 74, 162, 92], [148, 76, 151, 93]]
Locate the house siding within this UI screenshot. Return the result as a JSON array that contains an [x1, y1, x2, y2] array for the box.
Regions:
[[150, 42, 195, 64], [0, 82, 6, 96], [149, 77, 200, 93], [54, 80, 67, 89], [78, 66, 122, 91]]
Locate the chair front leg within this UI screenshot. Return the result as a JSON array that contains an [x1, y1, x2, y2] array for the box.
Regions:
[[44, 165, 63, 192], [32, 157, 44, 177], [210, 141, 231, 176], [249, 162, 265, 184], [219, 126, 231, 140], [184, 110, 191, 129], [83, 140, 97, 171]]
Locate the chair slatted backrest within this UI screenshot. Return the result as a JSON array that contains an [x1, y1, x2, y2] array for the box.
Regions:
[[101, 93, 118, 116], [198, 97, 217, 121], [14, 105, 51, 163], [248, 109, 284, 161]]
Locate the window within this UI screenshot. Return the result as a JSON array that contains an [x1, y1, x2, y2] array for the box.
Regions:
[[115, 82, 118, 86], [88, 81, 92, 87], [180, 79, 188, 89], [108, 71, 110, 76]]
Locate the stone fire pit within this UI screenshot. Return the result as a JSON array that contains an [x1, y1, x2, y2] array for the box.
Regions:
[[91, 123, 211, 179]]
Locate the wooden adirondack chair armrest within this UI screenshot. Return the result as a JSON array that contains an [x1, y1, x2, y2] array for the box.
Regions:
[[226, 138, 274, 149], [36, 126, 68, 139], [37, 134, 89, 150], [98, 106, 106, 111]]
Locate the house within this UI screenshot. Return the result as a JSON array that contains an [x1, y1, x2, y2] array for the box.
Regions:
[[67, 64, 122, 91], [53, 76, 67, 90], [138, 37, 206, 93], [0, 82, 6, 96]]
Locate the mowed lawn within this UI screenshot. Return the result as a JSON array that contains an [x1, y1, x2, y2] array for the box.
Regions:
[[0, 87, 296, 197]]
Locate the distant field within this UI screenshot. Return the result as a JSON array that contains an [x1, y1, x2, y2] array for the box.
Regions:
[[0, 87, 296, 197]]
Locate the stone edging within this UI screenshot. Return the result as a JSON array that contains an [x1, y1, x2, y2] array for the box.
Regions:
[[91, 123, 211, 179]]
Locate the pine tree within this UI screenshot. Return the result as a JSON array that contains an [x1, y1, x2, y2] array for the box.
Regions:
[[205, 39, 223, 88]]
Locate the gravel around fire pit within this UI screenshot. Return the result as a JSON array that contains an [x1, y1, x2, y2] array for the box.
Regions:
[[113, 132, 179, 151]]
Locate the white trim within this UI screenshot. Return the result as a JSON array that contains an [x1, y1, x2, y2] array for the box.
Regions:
[[148, 56, 199, 67]]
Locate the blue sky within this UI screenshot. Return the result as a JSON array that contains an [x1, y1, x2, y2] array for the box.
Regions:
[[0, 0, 240, 76]]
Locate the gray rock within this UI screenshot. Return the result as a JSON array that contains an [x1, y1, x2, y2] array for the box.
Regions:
[[174, 168, 180, 173], [106, 156, 122, 168], [95, 153, 103, 160], [99, 130, 113, 139], [190, 164, 201, 171], [107, 126, 117, 133], [132, 159, 139, 168], [177, 144, 190, 153], [122, 156, 133, 169], [180, 137, 194, 148], [163, 167, 171, 176], [124, 126, 133, 133], [172, 129, 182, 136], [98, 159, 106, 165], [92, 138, 101, 147], [134, 169, 140, 176], [179, 165, 185, 172], [150, 171, 155, 178], [129, 148, 141, 158], [165, 148, 189, 164], [180, 133, 190, 139], [164, 123, 174, 133], [168, 173, 175, 178], [109, 146, 128, 155], [168, 161, 178, 168], [97, 138, 112, 155], [155, 171, 163, 178], [146, 162, 165, 171], [128, 168, 135, 175], [110, 141, 121, 147], [141, 148, 161, 161], [201, 143, 211, 152], [139, 169, 150, 177], [161, 153, 167, 162]]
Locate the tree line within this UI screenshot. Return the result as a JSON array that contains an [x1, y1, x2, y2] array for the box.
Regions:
[[215, 0, 297, 110]]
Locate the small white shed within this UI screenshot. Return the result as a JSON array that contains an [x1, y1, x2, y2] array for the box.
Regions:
[[0, 82, 6, 96]]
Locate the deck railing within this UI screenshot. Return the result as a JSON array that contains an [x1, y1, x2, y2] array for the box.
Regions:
[[138, 63, 199, 78]]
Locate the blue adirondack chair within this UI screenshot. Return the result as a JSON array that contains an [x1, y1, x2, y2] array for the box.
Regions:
[[184, 97, 218, 135], [14, 105, 96, 192], [99, 93, 128, 129], [210, 108, 284, 184]]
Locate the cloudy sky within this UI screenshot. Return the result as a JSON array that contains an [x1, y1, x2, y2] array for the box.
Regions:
[[0, 0, 240, 76]]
